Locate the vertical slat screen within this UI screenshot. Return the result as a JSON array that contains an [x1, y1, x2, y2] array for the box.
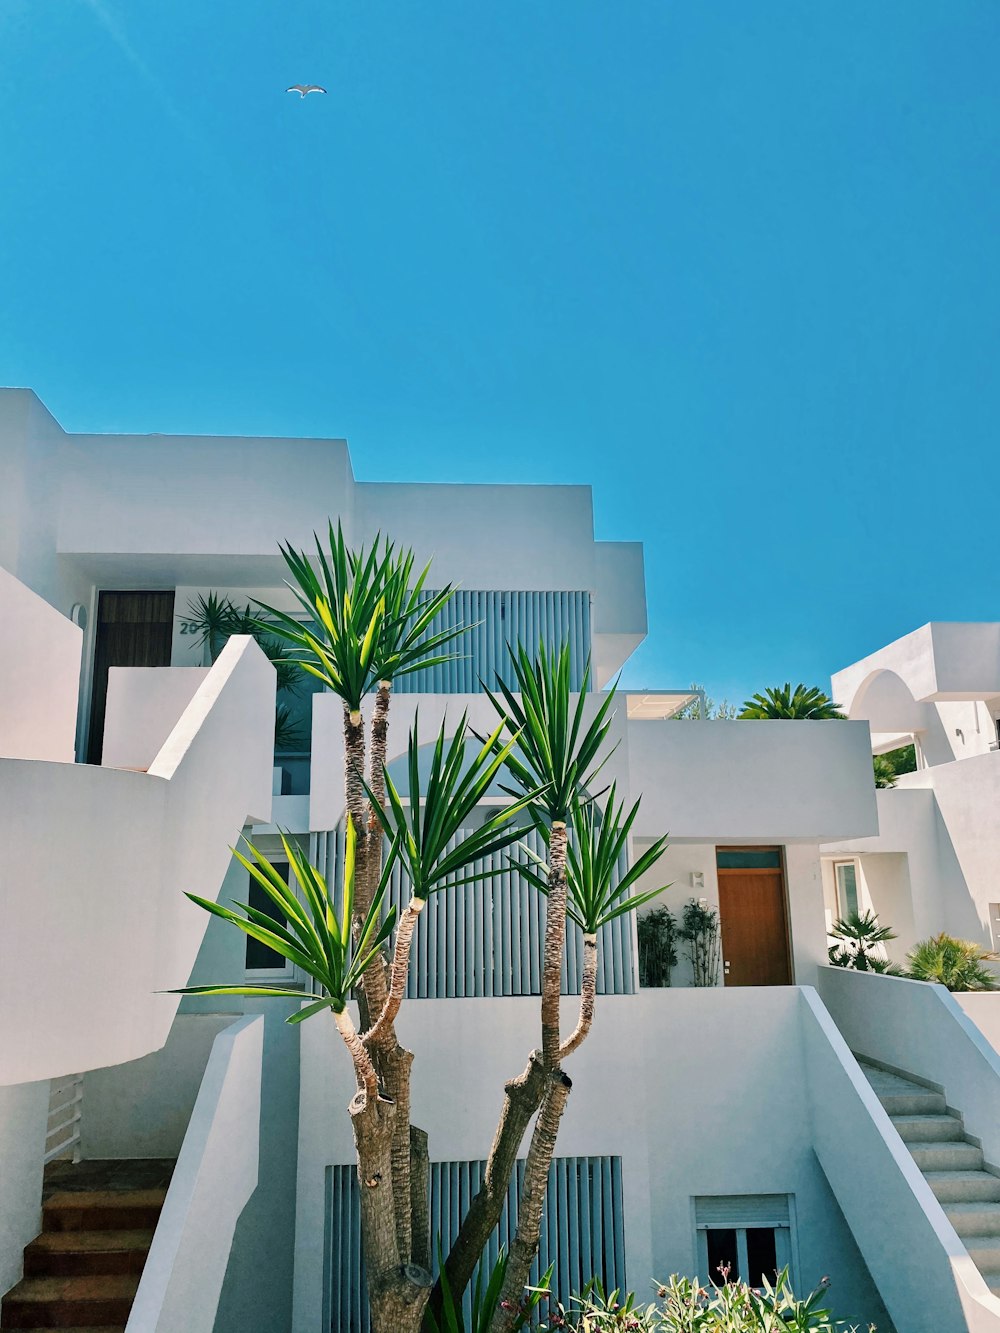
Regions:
[[394, 591, 592, 694], [318, 824, 635, 997], [327, 1157, 626, 1333]]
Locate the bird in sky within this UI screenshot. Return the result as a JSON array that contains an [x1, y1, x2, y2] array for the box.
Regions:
[[286, 84, 327, 98]]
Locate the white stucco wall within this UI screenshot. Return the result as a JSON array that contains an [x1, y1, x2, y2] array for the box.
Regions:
[[127, 1015, 263, 1333], [0, 568, 82, 762], [293, 990, 889, 1331], [82, 1014, 238, 1160], [0, 1080, 48, 1300], [0, 637, 274, 1085], [103, 667, 210, 772]]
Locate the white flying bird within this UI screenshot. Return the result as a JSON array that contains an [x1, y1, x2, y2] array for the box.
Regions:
[[286, 84, 327, 98]]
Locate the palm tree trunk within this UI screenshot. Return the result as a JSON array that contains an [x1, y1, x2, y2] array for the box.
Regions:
[[540, 820, 568, 1069], [349, 1088, 431, 1333], [431, 1051, 546, 1318], [559, 934, 597, 1060], [488, 1070, 572, 1333]]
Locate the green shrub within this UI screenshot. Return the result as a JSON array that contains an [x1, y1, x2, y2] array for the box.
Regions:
[[535, 1270, 874, 1331], [828, 911, 903, 975], [638, 907, 678, 987], [907, 933, 1000, 991]]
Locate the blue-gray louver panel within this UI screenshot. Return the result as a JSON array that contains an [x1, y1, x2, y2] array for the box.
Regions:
[[393, 590, 591, 693], [315, 825, 637, 996], [325, 1156, 626, 1333]]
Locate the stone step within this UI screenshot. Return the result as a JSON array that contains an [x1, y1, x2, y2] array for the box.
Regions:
[[891, 1113, 966, 1143], [909, 1141, 984, 1172], [926, 1171, 1000, 1204], [42, 1190, 166, 1233], [944, 1202, 1000, 1237], [0, 1274, 139, 1328], [878, 1089, 949, 1116], [959, 1236, 1000, 1268], [24, 1228, 154, 1277]]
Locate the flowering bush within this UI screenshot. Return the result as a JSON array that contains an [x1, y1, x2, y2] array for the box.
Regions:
[[527, 1271, 875, 1333]]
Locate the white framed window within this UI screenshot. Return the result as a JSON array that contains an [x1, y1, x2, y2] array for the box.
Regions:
[[695, 1195, 794, 1288], [833, 861, 859, 919]]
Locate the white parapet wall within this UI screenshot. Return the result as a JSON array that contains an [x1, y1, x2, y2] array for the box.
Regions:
[[126, 1015, 264, 1333], [0, 1080, 49, 1300], [818, 967, 1000, 1174], [0, 568, 82, 763], [293, 989, 891, 1331], [0, 637, 275, 1086], [800, 986, 1000, 1333]]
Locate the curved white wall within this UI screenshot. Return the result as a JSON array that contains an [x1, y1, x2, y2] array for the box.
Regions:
[[0, 637, 275, 1086]]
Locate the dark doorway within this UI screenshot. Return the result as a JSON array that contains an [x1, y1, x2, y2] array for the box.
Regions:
[[86, 591, 175, 763]]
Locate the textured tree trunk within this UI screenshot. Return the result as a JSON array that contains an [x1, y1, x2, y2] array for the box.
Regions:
[[431, 1051, 547, 1318], [350, 1088, 431, 1333], [560, 933, 597, 1059], [410, 1125, 431, 1273], [363, 896, 424, 1045], [489, 1071, 573, 1333], [540, 821, 568, 1069]]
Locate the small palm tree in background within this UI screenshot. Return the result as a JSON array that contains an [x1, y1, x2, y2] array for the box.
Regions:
[[828, 910, 903, 974], [907, 934, 1000, 992], [739, 684, 846, 720]]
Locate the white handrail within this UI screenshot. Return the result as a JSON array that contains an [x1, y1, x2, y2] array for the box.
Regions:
[[44, 1073, 83, 1165]]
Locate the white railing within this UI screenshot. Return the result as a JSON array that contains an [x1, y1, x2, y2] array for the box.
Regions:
[[126, 1015, 263, 1333], [44, 1073, 83, 1165]]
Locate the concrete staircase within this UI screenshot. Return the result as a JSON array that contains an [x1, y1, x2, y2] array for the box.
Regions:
[[862, 1061, 1000, 1297], [0, 1161, 171, 1332]]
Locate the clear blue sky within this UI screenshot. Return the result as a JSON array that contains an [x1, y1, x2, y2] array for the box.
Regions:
[[2, 1, 997, 705]]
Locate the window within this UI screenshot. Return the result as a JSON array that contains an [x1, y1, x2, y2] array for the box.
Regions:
[[834, 861, 859, 918], [695, 1195, 793, 1288], [245, 861, 293, 976], [716, 849, 782, 870]]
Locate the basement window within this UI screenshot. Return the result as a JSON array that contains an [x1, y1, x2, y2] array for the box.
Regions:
[[695, 1195, 793, 1288]]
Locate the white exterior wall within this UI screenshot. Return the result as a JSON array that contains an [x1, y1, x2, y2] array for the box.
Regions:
[[0, 638, 274, 1085], [0, 1080, 48, 1299], [0, 568, 82, 762], [294, 991, 890, 1331]]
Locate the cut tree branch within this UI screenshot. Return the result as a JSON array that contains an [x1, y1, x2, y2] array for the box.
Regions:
[[559, 933, 597, 1060]]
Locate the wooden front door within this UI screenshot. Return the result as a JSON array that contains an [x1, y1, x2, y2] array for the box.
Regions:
[[86, 591, 175, 763], [716, 848, 792, 987]]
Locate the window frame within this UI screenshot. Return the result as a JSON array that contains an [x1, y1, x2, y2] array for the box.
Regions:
[[692, 1194, 797, 1290], [833, 859, 860, 919], [241, 852, 299, 983]]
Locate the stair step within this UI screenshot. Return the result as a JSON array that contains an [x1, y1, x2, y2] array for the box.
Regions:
[[0, 1274, 139, 1328], [891, 1113, 965, 1142], [926, 1171, 1000, 1203], [42, 1190, 166, 1233], [25, 1228, 154, 1277], [944, 1202, 1000, 1237], [909, 1142, 984, 1171], [959, 1236, 1000, 1267], [878, 1090, 949, 1115]]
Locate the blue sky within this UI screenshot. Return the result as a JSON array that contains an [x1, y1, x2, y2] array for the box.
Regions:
[[2, 1, 997, 705]]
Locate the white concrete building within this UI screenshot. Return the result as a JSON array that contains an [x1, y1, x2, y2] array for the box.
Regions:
[[4, 387, 1000, 1333], [822, 624, 1000, 961]]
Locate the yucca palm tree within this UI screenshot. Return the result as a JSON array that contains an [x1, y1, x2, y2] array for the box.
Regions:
[[174, 526, 671, 1333], [739, 683, 846, 720]]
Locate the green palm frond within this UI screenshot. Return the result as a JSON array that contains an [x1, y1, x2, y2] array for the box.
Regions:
[[366, 713, 541, 900], [423, 1244, 551, 1333], [484, 642, 617, 822], [739, 683, 846, 720], [513, 785, 669, 933], [169, 819, 398, 1020], [907, 933, 1000, 992], [253, 522, 469, 711]]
